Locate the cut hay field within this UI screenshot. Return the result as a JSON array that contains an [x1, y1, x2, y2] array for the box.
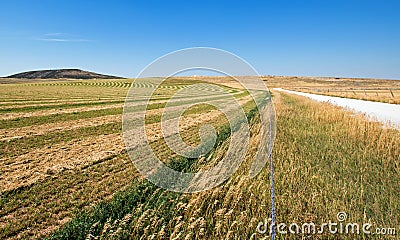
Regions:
[[0, 77, 399, 239]]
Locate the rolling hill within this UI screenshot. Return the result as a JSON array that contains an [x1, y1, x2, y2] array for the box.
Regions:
[[6, 69, 124, 79]]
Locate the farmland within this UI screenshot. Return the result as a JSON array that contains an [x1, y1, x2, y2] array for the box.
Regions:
[[0, 77, 399, 239], [266, 76, 400, 104]]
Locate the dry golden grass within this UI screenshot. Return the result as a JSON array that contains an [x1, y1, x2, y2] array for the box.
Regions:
[[289, 87, 400, 104]]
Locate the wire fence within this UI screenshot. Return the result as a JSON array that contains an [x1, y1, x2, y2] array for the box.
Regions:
[[288, 88, 400, 104]]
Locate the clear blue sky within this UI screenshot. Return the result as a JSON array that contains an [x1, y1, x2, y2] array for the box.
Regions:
[[0, 0, 399, 79]]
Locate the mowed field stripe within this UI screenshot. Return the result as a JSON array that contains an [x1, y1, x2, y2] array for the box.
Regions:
[[0, 114, 122, 141], [0, 107, 123, 129], [0, 99, 125, 111], [0, 103, 125, 121], [0, 122, 121, 159]]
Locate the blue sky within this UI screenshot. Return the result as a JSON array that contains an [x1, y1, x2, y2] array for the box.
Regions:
[[0, 0, 399, 79]]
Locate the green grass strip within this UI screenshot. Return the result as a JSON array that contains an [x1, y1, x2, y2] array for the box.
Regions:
[[0, 107, 123, 129], [0, 100, 125, 114]]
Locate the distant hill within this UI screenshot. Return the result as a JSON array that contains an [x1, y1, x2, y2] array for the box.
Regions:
[[6, 69, 124, 79]]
